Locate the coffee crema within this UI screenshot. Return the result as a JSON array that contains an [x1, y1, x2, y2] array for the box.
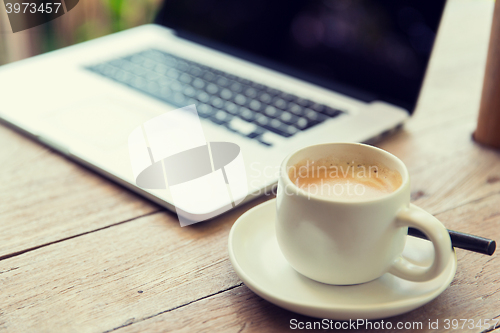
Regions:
[[288, 158, 403, 200]]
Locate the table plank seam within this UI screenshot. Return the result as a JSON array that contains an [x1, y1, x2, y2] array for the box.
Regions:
[[0, 209, 163, 262], [0, 266, 19, 275], [104, 282, 244, 333]]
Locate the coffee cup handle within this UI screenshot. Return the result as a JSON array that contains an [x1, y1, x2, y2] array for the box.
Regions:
[[388, 204, 452, 282]]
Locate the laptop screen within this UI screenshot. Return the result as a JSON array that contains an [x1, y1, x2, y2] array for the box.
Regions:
[[155, 0, 446, 113]]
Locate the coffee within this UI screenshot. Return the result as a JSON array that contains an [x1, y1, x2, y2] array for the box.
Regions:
[[288, 158, 402, 200]]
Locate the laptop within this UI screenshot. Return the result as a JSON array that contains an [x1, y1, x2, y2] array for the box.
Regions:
[[0, 0, 446, 223]]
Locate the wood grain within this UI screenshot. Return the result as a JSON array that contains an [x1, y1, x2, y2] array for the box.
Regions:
[[408, 145, 500, 215], [101, 193, 500, 333], [0, 125, 159, 259], [0, 196, 270, 333], [3, 191, 498, 333]]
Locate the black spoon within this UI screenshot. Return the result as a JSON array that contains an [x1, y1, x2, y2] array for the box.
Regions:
[[408, 228, 496, 256]]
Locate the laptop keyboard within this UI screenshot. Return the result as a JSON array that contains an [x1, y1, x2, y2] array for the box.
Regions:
[[87, 49, 344, 146]]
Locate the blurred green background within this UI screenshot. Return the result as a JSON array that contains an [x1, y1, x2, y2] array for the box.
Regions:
[[0, 0, 163, 65]]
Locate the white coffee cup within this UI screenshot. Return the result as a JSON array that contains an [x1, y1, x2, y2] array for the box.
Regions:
[[276, 143, 452, 285]]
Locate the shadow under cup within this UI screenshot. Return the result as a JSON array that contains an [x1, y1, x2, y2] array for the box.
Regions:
[[276, 143, 411, 285]]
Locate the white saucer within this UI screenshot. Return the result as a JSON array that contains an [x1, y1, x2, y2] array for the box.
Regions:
[[228, 199, 457, 320]]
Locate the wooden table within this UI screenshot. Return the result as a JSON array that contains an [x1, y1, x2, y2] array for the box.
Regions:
[[1, 0, 499, 332]]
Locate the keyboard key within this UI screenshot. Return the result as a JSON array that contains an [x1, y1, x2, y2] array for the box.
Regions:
[[183, 86, 196, 97], [110, 59, 126, 68], [176, 61, 189, 72], [189, 66, 203, 77], [230, 82, 243, 93], [281, 125, 298, 137], [172, 92, 186, 105], [279, 92, 297, 102], [279, 111, 298, 124], [249, 100, 262, 111], [247, 128, 265, 139], [294, 116, 325, 131], [210, 96, 224, 108], [113, 69, 126, 81], [270, 119, 282, 128], [263, 106, 281, 118], [192, 78, 205, 89], [261, 118, 298, 137], [304, 108, 318, 120], [234, 94, 247, 105], [258, 93, 272, 104], [145, 81, 159, 94], [311, 103, 325, 113], [142, 50, 164, 62], [220, 88, 233, 100], [203, 71, 216, 82], [132, 66, 146, 76], [258, 140, 272, 146], [244, 87, 258, 98], [179, 73, 192, 84], [197, 103, 215, 118], [160, 55, 177, 67], [260, 131, 282, 144], [122, 72, 135, 85], [224, 102, 239, 115], [121, 61, 135, 72], [130, 77, 146, 89], [266, 87, 280, 95], [215, 110, 231, 122], [167, 68, 179, 79], [216, 76, 230, 87], [206, 83, 219, 95], [304, 109, 327, 122], [144, 71, 160, 81], [197, 91, 210, 103], [154, 64, 169, 75], [254, 113, 270, 126], [251, 81, 265, 90], [142, 59, 157, 69], [295, 117, 308, 129], [273, 98, 287, 109], [322, 106, 344, 117], [237, 77, 251, 85], [130, 54, 145, 64], [157, 77, 172, 86], [288, 103, 304, 116], [239, 107, 255, 122], [169, 81, 182, 92], [210, 110, 232, 125], [101, 65, 117, 77], [227, 117, 258, 135]]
